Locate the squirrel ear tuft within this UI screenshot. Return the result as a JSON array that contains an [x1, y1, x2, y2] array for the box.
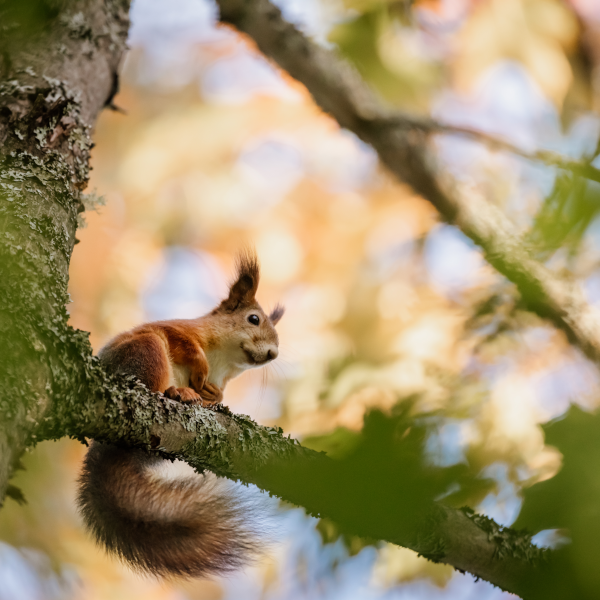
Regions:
[[218, 248, 260, 312], [269, 304, 285, 325]]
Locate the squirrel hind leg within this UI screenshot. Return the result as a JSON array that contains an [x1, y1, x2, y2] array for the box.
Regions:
[[100, 332, 171, 392]]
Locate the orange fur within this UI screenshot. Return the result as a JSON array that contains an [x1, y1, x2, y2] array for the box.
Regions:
[[99, 251, 282, 404], [79, 250, 284, 578]]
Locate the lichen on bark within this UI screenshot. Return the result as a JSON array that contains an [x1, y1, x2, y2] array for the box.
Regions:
[[0, 0, 130, 499]]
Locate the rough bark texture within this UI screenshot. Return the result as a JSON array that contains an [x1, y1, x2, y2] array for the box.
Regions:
[[216, 0, 600, 366], [0, 1, 590, 599], [38, 373, 548, 598], [0, 0, 129, 498]]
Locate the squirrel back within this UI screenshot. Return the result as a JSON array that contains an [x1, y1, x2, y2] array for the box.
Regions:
[[78, 251, 283, 578]]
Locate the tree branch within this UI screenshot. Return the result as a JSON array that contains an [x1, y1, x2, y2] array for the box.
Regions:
[[37, 344, 550, 599], [216, 0, 600, 366]]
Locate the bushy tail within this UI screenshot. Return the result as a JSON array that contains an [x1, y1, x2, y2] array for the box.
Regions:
[[77, 442, 263, 578]]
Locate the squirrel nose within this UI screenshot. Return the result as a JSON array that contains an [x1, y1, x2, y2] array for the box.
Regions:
[[266, 347, 278, 361]]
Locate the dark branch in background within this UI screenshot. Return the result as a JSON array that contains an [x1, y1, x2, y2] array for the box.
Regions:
[[216, 0, 600, 367]]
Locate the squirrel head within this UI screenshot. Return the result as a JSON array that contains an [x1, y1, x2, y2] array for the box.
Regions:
[[209, 249, 284, 368]]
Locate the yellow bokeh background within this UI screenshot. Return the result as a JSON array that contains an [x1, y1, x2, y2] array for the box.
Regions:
[[2, 0, 600, 598]]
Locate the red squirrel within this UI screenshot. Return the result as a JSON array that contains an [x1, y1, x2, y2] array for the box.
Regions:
[[77, 250, 284, 578]]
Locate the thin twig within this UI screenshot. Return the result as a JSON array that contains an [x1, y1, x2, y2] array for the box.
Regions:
[[400, 117, 600, 185]]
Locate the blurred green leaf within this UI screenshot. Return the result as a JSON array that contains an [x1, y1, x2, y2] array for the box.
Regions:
[[302, 427, 362, 460], [516, 406, 600, 596], [516, 406, 600, 533], [316, 517, 374, 556], [329, 6, 440, 110], [5, 484, 27, 506], [263, 406, 492, 554], [528, 174, 600, 259]]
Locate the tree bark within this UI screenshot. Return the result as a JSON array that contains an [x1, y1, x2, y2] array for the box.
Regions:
[[0, 0, 129, 498], [39, 373, 549, 598]]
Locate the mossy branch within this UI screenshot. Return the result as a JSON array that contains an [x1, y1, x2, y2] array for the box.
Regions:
[[36, 334, 549, 599]]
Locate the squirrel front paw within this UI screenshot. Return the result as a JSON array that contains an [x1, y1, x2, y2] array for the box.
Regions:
[[200, 382, 223, 405], [164, 386, 202, 403]]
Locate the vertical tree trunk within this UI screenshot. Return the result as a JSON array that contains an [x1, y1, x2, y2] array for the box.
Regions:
[[0, 0, 130, 499]]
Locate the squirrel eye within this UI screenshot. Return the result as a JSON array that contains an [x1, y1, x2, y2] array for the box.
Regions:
[[247, 314, 260, 326]]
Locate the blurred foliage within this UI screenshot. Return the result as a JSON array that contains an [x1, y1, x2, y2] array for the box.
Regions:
[[293, 403, 495, 515], [330, 3, 442, 110], [528, 172, 600, 262], [4, 0, 600, 598], [0, 440, 80, 572], [329, 0, 600, 119], [517, 407, 600, 534], [516, 406, 600, 597]]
